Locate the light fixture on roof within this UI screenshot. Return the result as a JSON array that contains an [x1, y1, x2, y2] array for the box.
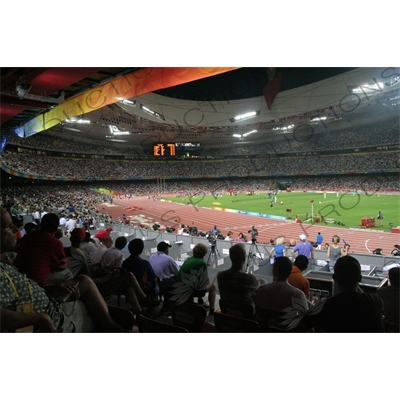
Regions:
[[65, 118, 91, 124], [116, 98, 136, 105], [229, 110, 260, 123], [140, 104, 165, 121], [106, 138, 128, 143], [108, 125, 131, 135], [233, 129, 257, 139], [15, 75, 32, 99]]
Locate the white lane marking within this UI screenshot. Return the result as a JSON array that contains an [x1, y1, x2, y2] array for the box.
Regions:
[[365, 239, 372, 253]]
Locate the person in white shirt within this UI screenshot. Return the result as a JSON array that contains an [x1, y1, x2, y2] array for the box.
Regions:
[[40, 208, 49, 219], [92, 236, 113, 266], [59, 214, 67, 229], [80, 231, 98, 267], [65, 215, 77, 234], [225, 231, 233, 241], [33, 209, 40, 224], [101, 236, 128, 270], [149, 241, 179, 313], [177, 224, 185, 235]]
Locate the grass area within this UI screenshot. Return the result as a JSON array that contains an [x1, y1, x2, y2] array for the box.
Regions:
[[164, 191, 400, 232]]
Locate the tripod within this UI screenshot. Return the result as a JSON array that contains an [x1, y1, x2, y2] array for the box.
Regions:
[[246, 240, 263, 274], [207, 245, 220, 268]]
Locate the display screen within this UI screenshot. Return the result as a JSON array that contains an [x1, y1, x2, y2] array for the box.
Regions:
[[153, 143, 200, 157]]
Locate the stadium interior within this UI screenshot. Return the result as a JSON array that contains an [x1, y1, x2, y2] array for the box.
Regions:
[[1, 66, 399, 334]]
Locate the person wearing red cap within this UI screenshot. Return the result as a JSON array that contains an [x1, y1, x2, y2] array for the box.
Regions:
[[93, 226, 113, 241]]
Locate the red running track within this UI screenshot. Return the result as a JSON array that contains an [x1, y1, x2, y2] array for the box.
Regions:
[[97, 197, 400, 256]]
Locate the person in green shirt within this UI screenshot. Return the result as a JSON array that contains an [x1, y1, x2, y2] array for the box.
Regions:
[[175, 243, 216, 315]]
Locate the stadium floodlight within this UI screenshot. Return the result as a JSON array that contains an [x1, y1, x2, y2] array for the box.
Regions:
[[233, 111, 257, 121], [117, 98, 136, 105], [65, 118, 91, 124], [243, 130, 257, 137]]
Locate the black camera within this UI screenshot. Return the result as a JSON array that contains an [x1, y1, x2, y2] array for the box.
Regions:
[[152, 223, 161, 231], [208, 234, 217, 247], [166, 226, 175, 233]]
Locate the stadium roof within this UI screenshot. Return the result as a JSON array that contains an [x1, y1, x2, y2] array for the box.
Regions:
[[1, 67, 398, 148]]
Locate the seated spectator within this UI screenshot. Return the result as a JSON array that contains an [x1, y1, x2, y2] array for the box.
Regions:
[[101, 236, 128, 270], [17, 222, 38, 247], [288, 255, 310, 297], [217, 243, 264, 316], [0, 207, 124, 332], [80, 231, 97, 267], [377, 266, 400, 324], [235, 232, 246, 242], [149, 241, 179, 314], [303, 256, 384, 332], [122, 238, 159, 312], [65, 228, 146, 314], [64, 228, 92, 277], [93, 226, 113, 241], [225, 231, 233, 241], [14, 213, 69, 283], [91, 236, 113, 266], [254, 256, 309, 327], [174, 243, 216, 315], [390, 245, 400, 257]]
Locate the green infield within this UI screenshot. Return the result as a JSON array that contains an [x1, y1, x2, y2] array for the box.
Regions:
[[164, 191, 400, 232]]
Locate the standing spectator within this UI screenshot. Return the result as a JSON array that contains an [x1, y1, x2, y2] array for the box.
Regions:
[[291, 234, 314, 260], [269, 236, 286, 260], [327, 235, 349, 272], [377, 211, 383, 226], [59, 214, 67, 230], [316, 232, 324, 250], [65, 215, 77, 235], [33, 208, 40, 225]]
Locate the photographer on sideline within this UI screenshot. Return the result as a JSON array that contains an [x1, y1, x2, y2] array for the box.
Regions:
[[248, 226, 259, 243]]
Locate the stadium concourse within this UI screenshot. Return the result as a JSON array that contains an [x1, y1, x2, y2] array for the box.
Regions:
[[98, 194, 399, 256]]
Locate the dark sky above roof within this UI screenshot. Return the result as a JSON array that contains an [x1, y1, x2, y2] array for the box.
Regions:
[[155, 67, 356, 101]]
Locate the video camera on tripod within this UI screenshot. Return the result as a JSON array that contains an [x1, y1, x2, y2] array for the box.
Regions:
[[248, 226, 259, 243], [207, 233, 217, 248]]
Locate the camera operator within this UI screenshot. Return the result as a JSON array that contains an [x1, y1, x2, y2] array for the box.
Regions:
[[211, 225, 220, 236], [248, 226, 259, 243]]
